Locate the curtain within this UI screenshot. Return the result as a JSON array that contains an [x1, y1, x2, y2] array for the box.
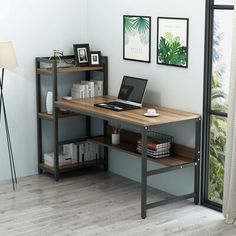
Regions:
[[223, 3, 236, 225]]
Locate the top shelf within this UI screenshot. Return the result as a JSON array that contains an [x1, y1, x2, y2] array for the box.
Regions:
[[37, 66, 104, 75]]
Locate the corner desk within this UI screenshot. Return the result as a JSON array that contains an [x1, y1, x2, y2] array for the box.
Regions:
[[55, 96, 201, 219]]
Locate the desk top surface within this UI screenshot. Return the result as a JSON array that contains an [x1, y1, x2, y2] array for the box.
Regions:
[[55, 96, 200, 127]]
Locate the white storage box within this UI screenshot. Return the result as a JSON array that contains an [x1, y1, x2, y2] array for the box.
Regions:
[[44, 152, 72, 167]]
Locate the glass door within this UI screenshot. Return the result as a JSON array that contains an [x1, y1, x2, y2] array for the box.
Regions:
[[202, 0, 234, 210]]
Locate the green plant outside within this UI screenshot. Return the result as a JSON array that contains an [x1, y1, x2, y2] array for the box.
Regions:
[[208, 21, 228, 205], [158, 32, 187, 66]]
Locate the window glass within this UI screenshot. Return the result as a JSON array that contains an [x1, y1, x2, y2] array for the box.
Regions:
[[208, 115, 227, 204], [211, 10, 233, 112]]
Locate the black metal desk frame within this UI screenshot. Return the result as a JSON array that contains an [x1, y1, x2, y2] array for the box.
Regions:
[[54, 102, 201, 219]]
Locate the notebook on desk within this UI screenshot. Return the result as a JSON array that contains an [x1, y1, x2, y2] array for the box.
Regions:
[[94, 76, 148, 111]]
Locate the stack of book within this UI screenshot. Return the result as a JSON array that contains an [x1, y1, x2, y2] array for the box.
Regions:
[[63, 143, 78, 164], [71, 83, 89, 99], [91, 80, 103, 96], [136, 138, 171, 159], [78, 141, 100, 163], [71, 80, 103, 99], [44, 142, 100, 167]]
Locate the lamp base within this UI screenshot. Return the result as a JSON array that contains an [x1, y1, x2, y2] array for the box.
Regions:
[[0, 68, 17, 190]]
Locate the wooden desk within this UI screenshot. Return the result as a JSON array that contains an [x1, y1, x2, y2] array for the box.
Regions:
[[55, 96, 201, 219]]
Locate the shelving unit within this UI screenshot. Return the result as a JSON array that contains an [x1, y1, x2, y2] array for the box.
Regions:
[[36, 55, 108, 178]]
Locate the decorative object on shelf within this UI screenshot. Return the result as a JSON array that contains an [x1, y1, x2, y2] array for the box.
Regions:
[[111, 126, 121, 145], [123, 15, 151, 63], [0, 41, 18, 190], [157, 17, 189, 68], [49, 50, 75, 66], [46, 91, 53, 114], [90, 51, 101, 66], [73, 44, 90, 66]]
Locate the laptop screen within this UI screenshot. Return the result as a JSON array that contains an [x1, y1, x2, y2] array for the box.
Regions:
[[118, 76, 148, 104]]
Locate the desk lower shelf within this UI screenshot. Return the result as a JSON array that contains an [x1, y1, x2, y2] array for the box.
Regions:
[[89, 136, 196, 167], [40, 159, 104, 174], [38, 111, 80, 120]]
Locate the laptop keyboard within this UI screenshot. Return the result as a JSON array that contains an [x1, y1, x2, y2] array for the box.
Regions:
[[108, 102, 140, 110], [95, 101, 140, 111]]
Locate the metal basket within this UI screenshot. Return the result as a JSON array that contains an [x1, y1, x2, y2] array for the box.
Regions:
[[136, 131, 174, 159]]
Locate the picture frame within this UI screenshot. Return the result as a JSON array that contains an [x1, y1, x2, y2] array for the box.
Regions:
[[90, 51, 101, 66], [123, 15, 151, 63], [157, 17, 189, 68], [73, 44, 90, 66]]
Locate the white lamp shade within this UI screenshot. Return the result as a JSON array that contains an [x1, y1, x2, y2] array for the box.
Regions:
[[0, 41, 18, 68]]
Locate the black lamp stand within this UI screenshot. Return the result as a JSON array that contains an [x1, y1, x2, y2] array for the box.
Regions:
[[0, 68, 17, 190]]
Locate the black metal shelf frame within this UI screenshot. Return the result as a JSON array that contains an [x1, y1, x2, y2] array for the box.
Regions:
[[36, 55, 109, 179]]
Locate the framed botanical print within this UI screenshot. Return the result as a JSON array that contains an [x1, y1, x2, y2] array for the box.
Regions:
[[157, 17, 189, 68], [123, 15, 151, 63], [73, 44, 90, 66]]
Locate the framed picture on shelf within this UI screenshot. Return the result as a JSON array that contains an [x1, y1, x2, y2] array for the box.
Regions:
[[157, 17, 189, 68], [123, 15, 151, 63], [90, 51, 101, 66], [73, 44, 90, 66]]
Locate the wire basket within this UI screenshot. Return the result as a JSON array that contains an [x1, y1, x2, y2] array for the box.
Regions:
[[136, 131, 174, 159]]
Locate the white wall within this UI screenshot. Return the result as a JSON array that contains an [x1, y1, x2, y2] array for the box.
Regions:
[[0, 0, 206, 196], [87, 0, 205, 195], [0, 0, 88, 180]]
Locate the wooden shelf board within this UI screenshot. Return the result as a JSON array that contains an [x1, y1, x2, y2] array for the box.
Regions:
[[38, 111, 80, 120], [89, 136, 196, 167], [40, 160, 104, 173], [37, 65, 104, 75]]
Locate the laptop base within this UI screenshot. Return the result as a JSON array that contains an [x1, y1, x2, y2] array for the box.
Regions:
[[94, 101, 141, 112]]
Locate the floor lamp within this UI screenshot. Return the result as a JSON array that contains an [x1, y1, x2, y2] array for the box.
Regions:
[[0, 41, 18, 190]]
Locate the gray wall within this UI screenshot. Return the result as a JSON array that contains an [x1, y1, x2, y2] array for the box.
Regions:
[[87, 0, 205, 195], [0, 0, 88, 180], [0, 0, 206, 197]]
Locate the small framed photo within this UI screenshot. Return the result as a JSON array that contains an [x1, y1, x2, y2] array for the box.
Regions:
[[90, 51, 101, 66], [73, 44, 90, 66]]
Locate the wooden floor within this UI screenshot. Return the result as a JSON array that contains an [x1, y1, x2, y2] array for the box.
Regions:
[[0, 170, 235, 236]]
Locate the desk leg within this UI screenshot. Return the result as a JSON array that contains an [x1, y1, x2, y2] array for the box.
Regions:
[[194, 119, 201, 204], [104, 120, 108, 171], [54, 107, 59, 181], [141, 127, 148, 219]]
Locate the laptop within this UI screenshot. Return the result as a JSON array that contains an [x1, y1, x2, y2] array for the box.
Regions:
[[95, 76, 148, 111]]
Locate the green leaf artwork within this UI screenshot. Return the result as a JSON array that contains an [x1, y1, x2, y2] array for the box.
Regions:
[[124, 16, 150, 46], [158, 32, 187, 66]]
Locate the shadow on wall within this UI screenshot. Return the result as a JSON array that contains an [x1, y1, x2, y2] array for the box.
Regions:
[[144, 89, 161, 105]]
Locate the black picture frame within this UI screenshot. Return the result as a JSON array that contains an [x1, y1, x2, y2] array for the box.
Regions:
[[123, 15, 151, 63], [73, 44, 90, 66], [157, 17, 189, 68], [90, 51, 101, 66]]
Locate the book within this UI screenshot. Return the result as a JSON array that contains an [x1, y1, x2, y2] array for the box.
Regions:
[[136, 145, 170, 155], [81, 81, 95, 97], [137, 139, 171, 151], [136, 147, 170, 158], [78, 142, 85, 163], [71, 84, 87, 99], [63, 143, 78, 164], [91, 80, 103, 96]]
